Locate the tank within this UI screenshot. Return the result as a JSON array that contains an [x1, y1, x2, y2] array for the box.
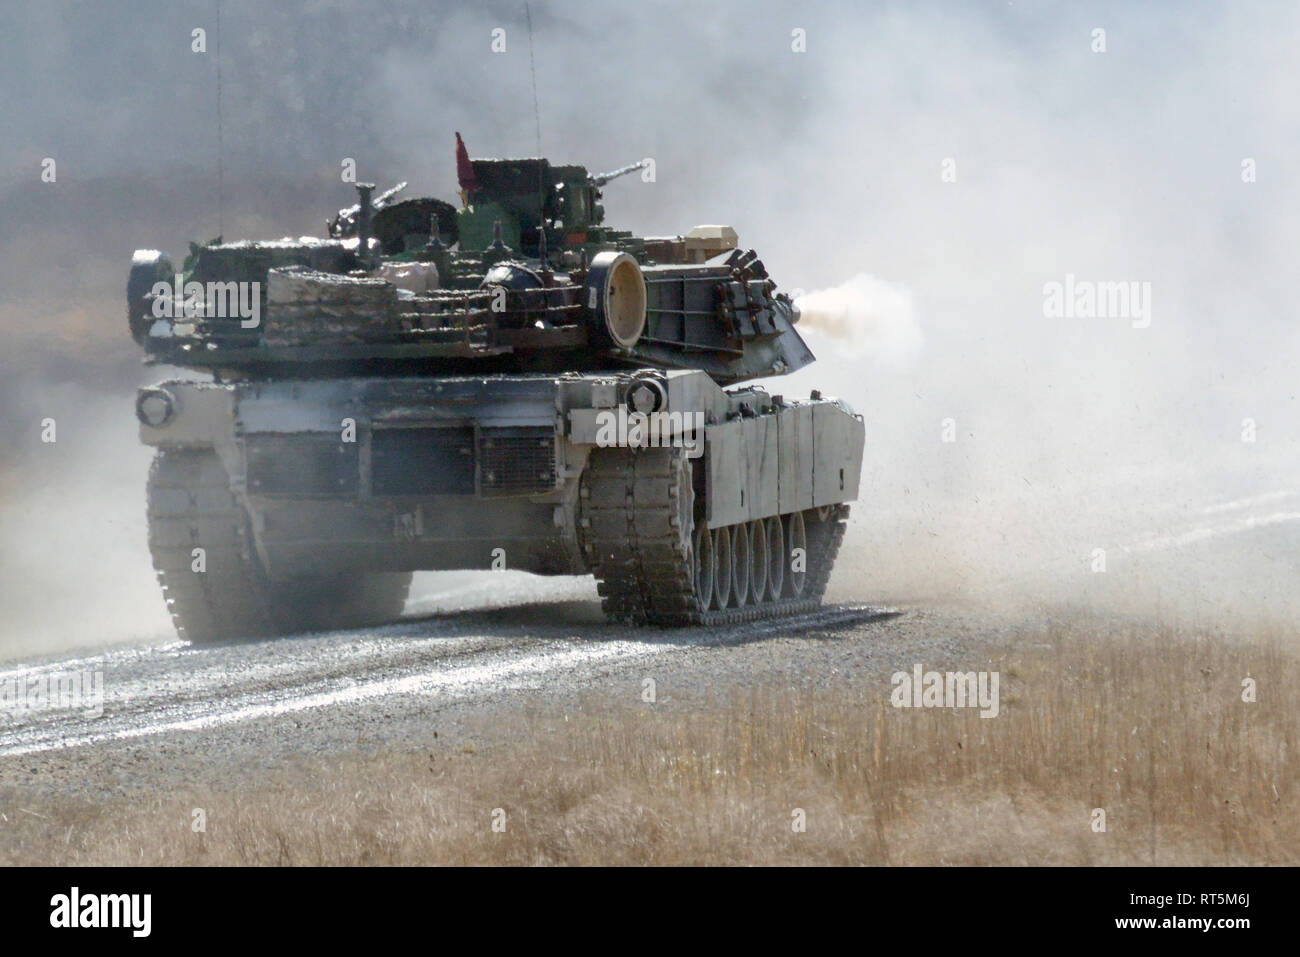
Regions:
[[128, 136, 865, 641]]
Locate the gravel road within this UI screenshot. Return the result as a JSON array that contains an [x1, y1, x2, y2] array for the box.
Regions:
[[2, 471, 1297, 801]]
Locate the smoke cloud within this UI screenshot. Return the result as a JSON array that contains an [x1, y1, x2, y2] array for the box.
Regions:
[[794, 274, 922, 364]]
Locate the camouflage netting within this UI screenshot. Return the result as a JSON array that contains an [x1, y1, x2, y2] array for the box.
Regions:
[[190, 238, 358, 285], [264, 267, 401, 346]]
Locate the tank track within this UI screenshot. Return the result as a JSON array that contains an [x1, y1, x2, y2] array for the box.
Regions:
[[148, 448, 279, 642], [147, 449, 410, 643], [579, 446, 848, 626]]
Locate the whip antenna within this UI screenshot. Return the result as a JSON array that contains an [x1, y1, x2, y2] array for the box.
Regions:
[[525, 3, 542, 157], [525, 3, 545, 260], [215, 0, 225, 238]]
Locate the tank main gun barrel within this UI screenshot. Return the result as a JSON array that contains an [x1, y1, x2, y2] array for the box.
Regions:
[[590, 161, 647, 187]]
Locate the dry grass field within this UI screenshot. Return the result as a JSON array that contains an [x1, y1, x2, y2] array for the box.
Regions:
[[2, 619, 1295, 865]]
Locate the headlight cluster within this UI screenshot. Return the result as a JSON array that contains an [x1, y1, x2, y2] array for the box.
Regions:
[[135, 388, 175, 428]]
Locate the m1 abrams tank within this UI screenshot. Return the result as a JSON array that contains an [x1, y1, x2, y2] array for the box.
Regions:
[[128, 137, 864, 642]]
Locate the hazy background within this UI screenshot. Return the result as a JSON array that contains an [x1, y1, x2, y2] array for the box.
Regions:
[[2, 0, 1297, 658]]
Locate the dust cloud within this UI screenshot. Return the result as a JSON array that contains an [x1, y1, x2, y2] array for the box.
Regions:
[[2, 2, 1298, 658], [0, 389, 172, 659]]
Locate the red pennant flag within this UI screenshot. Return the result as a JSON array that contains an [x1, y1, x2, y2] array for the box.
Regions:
[[455, 132, 477, 194]]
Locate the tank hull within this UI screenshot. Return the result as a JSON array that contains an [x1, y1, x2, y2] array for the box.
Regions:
[[138, 370, 864, 629]]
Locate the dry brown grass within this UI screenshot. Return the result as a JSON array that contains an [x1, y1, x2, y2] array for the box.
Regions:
[[2, 622, 1295, 865]]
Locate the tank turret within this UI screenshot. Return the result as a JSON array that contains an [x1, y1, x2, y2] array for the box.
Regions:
[[128, 136, 814, 386]]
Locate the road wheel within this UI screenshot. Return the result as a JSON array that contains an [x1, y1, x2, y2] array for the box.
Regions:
[[730, 522, 750, 607], [785, 510, 807, 598], [693, 524, 714, 613], [748, 519, 768, 604], [765, 515, 785, 600], [712, 525, 732, 610]]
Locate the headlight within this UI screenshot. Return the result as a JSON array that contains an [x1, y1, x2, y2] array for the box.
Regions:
[[136, 388, 176, 427], [625, 378, 665, 415]]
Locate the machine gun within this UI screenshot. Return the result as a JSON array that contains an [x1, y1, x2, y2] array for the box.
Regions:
[[327, 181, 408, 238], [590, 160, 648, 187]]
